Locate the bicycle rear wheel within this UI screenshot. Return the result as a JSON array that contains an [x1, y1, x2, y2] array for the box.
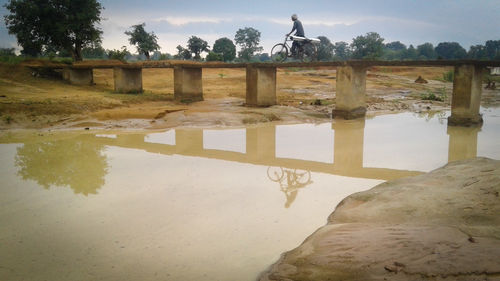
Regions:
[[271, 43, 288, 62]]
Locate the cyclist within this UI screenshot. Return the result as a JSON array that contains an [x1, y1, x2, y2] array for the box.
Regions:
[[286, 14, 305, 57]]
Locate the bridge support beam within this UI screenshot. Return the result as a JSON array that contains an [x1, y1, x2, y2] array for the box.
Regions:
[[63, 67, 93, 85], [246, 65, 277, 107], [174, 66, 203, 102], [448, 65, 483, 126], [114, 67, 143, 93], [334, 66, 367, 119], [246, 125, 276, 162]]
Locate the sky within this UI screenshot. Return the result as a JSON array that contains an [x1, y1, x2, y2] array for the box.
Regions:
[[1, 0, 500, 55]]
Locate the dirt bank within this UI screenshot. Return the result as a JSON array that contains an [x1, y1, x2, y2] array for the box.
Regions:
[[1, 62, 499, 130], [260, 157, 500, 281]]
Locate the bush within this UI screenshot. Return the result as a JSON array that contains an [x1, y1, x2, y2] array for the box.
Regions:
[[443, 70, 454, 82], [206, 52, 223, 62]]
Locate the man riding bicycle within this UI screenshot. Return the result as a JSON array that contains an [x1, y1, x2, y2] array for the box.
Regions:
[[286, 14, 305, 57]]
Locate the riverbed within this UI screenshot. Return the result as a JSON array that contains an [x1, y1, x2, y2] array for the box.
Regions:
[[1, 108, 499, 281]]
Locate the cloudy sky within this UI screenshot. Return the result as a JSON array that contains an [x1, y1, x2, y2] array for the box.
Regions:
[[1, 0, 500, 55]]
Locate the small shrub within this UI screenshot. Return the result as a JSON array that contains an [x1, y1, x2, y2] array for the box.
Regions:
[[443, 70, 454, 82], [421, 88, 447, 102]]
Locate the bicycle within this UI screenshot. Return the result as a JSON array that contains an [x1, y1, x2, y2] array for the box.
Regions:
[[270, 35, 320, 62], [267, 166, 313, 208]]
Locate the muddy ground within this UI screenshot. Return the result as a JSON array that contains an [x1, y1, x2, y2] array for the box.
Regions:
[[1, 61, 499, 130]]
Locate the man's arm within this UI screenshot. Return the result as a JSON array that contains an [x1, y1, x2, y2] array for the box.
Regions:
[[287, 22, 297, 36]]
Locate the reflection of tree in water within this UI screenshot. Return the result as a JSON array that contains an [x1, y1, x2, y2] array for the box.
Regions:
[[267, 167, 313, 208], [15, 138, 108, 196]]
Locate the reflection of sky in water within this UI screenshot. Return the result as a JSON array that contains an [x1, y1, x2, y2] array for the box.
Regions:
[[478, 107, 500, 158], [275, 123, 334, 164], [203, 129, 246, 153], [145, 130, 175, 145]]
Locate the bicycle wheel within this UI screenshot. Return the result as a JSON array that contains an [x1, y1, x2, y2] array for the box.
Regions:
[[271, 43, 288, 62], [267, 166, 284, 182], [302, 43, 318, 62], [293, 169, 311, 185]]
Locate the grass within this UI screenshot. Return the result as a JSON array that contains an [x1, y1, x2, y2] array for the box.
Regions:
[[421, 87, 447, 102], [442, 70, 454, 82]]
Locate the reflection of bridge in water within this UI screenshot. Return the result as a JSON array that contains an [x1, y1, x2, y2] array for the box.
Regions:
[[90, 120, 480, 181]]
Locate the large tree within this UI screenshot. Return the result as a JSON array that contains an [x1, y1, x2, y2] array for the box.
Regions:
[[234, 27, 263, 61], [485, 40, 500, 60], [351, 32, 385, 59], [435, 42, 467, 60], [212, 37, 236, 62], [332, 41, 351, 61], [416, 43, 437, 60], [187, 36, 209, 60], [4, 0, 103, 60], [317, 36, 334, 61], [125, 23, 160, 60]]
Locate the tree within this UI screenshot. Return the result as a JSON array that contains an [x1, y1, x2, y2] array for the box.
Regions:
[[125, 23, 160, 60], [351, 32, 385, 59], [402, 44, 418, 60], [175, 45, 192, 60], [234, 27, 263, 61], [468, 45, 488, 60], [212, 37, 236, 62], [187, 36, 209, 60], [82, 42, 107, 59], [4, 0, 103, 61], [317, 36, 334, 61], [0, 47, 16, 56], [206, 51, 223, 61], [385, 41, 406, 51], [416, 43, 437, 60], [107, 46, 130, 61], [435, 42, 467, 60], [485, 40, 500, 60], [332, 41, 351, 60]]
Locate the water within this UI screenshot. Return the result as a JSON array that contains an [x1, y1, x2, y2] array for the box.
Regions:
[[1, 108, 499, 281]]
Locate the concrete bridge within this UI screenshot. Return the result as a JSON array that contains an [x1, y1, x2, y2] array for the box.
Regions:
[[48, 60, 500, 126]]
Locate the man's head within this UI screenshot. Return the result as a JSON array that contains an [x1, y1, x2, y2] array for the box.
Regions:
[[291, 14, 298, 21]]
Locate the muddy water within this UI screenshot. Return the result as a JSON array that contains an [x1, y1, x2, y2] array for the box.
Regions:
[[1, 108, 499, 281]]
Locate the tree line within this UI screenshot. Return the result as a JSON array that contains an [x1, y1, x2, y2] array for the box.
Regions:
[[2, 0, 500, 62]]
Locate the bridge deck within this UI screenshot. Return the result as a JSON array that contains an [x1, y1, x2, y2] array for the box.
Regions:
[[31, 60, 500, 69]]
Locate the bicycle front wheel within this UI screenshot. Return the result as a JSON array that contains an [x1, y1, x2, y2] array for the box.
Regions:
[[271, 43, 288, 62]]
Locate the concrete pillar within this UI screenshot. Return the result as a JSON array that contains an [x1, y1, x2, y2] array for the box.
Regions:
[[447, 126, 480, 162], [448, 65, 483, 126], [64, 67, 93, 85], [114, 67, 143, 93], [246, 65, 277, 107], [174, 66, 203, 102], [332, 119, 365, 172], [334, 66, 367, 119], [246, 125, 276, 163]]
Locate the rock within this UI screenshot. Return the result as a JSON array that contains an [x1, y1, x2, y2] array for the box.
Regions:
[[260, 158, 500, 281], [415, 76, 428, 83]]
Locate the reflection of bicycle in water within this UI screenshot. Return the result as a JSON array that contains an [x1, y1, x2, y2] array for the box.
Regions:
[[267, 167, 313, 208], [270, 35, 320, 62]]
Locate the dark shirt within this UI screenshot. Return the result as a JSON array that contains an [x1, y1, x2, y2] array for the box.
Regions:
[[291, 20, 305, 37]]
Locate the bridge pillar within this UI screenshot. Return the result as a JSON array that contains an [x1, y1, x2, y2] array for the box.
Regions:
[[174, 66, 203, 102], [114, 67, 143, 93], [334, 66, 367, 119], [246, 125, 276, 162], [246, 65, 277, 106], [447, 126, 480, 162], [175, 129, 204, 154], [332, 119, 365, 172], [448, 65, 483, 126], [63, 67, 93, 85]]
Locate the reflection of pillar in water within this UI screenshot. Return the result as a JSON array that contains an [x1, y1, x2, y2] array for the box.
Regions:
[[447, 125, 480, 162], [246, 125, 276, 163], [332, 119, 365, 172], [175, 129, 204, 154]]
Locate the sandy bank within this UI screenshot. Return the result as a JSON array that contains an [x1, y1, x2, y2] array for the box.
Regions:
[[261, 157, 500, 281]]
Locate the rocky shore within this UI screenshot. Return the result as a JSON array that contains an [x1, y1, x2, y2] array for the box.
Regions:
[[260, 157, 500, 281]]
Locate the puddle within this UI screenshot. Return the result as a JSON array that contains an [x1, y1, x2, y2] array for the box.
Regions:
[[1, 108, 499, 281]]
